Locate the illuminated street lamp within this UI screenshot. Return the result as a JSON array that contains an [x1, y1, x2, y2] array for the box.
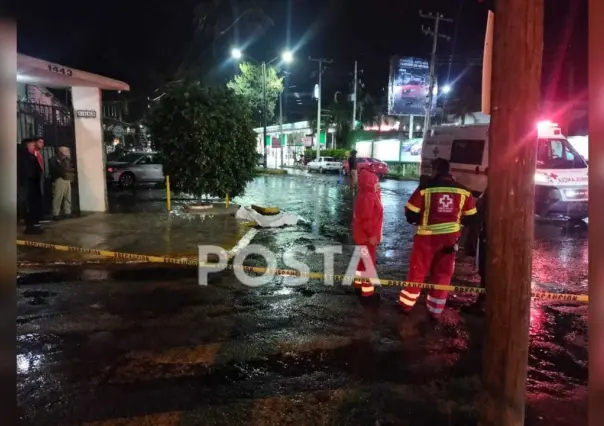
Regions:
[[442, 84, 451, 94], [232, 48, 294, 169], [282, 50, 294, 63], [231, 48, 242, 60]]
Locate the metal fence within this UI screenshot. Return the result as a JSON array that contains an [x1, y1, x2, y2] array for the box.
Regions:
[[17, 102, 79, 217]]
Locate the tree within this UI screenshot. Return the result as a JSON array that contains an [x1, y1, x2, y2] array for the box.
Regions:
[[146, 81, 258, 199], [227, 62, 284, 125], [445, 83, 480, 125], [357, 91, 384, 124]]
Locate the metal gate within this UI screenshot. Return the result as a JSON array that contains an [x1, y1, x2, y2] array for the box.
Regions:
[[17, 101, 79, 218]]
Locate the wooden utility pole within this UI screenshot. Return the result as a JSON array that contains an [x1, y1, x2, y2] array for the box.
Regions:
[[419, 10, 452, 138], [589, 0, 604, 424], [479, 1, 543, 425]]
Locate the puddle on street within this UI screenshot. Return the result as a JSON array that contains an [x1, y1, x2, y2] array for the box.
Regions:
[[16, 175, 588, 425]]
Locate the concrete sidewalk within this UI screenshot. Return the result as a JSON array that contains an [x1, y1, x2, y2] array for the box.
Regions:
[[17, 207, 250, 264]]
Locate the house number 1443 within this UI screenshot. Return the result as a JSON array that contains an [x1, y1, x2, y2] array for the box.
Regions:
[[47, 65, 73, 76]]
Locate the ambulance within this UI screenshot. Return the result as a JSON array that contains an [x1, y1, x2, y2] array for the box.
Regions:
[[419, 120, 588, 221]]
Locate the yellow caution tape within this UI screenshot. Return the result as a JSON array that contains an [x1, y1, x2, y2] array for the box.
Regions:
[[16, 240, 589, 303]]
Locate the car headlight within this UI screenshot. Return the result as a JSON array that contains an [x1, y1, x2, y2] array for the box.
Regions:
[[546, 187, 562, 201]]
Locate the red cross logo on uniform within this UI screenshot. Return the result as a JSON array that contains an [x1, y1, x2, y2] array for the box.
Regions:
[[438, 194, 453, 212]]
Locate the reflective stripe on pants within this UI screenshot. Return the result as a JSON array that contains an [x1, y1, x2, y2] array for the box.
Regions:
[[399, 234, 457, 314], [355, 244, 377, 296]]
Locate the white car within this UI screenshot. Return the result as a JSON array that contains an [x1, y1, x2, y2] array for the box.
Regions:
[[106, 152, 164, 188], [307, 157, 341, 173]]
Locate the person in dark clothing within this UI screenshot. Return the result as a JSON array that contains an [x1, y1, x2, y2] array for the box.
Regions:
[[19, 138, 45, 234], [463, 188, 489, 314], [348, 150, 358, 188]]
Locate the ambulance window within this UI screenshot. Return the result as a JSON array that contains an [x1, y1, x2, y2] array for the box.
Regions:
[[537, 138, 587, 169], [450, 139, 485, 165]]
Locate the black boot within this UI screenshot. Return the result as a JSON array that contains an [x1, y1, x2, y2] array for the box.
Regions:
[[24, 226, 44, 235], [462, 294, 485, 316]]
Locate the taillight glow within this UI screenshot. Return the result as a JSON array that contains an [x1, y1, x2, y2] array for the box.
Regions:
[[108, 167, 114, 173]]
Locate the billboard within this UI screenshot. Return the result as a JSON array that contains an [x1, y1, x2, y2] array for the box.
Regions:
[[388, 56, 435, 116]]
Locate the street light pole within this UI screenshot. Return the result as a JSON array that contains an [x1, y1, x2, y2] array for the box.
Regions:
[[310, 57, 333, 160], [352, 60, 358, 130], [232, 49, 292, 169], [316, 61, 322, 160], [279, 87, 284, 167], [262, 61, 267, 169]]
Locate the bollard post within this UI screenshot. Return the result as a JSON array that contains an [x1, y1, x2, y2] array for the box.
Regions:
[[166, 175, 171, 211], [225, 194, 230, 209]]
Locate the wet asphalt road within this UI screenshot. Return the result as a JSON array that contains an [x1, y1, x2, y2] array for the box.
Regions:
[[17, 172, 588, 425]]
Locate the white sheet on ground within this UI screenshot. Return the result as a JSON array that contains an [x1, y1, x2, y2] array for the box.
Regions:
[[236, 206, 299, 228]]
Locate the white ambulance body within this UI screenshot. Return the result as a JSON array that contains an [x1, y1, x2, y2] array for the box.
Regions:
[[419, 121, 588, 220]]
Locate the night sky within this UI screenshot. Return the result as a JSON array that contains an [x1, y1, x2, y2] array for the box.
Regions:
[[17, 0, 587, 121]]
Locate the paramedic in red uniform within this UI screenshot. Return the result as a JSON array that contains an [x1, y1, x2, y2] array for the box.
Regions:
[[400, 158, 477, 319], [352, 169, 384, 298]]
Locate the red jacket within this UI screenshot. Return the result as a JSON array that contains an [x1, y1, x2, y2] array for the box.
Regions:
[[353, 170, 384, 244], [405, 174, 477, 236]]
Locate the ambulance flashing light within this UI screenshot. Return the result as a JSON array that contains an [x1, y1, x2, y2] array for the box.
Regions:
[[537, 120, 562, 138]]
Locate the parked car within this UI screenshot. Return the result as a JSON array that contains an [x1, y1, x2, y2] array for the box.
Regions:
[[307, 156, 341, 173], [342, 157, 389, 179], [409, 142, 422, 156], [106, 151, 164, 188]]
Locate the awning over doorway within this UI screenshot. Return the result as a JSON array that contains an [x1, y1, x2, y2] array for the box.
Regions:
[[17, 54, 129, 91]]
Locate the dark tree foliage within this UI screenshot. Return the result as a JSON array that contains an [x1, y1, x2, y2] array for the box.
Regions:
[[147, 81, 258, 199]]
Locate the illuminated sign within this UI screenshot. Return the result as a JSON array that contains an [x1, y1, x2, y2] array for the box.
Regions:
[[75, 110, 97, 118], [388, 56, 436, 116]]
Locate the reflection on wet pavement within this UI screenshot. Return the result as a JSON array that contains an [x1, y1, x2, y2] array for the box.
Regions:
[[17, 173, 587, 425], [17, 211, 247, 264]]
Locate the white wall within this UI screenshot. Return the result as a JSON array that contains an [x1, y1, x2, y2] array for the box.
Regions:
[[373, 139, 401, 162], [355, 141, 372, 158], [72, 86, 107, 212]]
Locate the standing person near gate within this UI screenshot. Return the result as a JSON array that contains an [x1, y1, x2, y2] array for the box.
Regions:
[[49, 146, 76, 220], [33, 136, 45, 192], [352, 169, 384, 299], [19, 139, 45, 234], [400, 158, 477, 319]]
